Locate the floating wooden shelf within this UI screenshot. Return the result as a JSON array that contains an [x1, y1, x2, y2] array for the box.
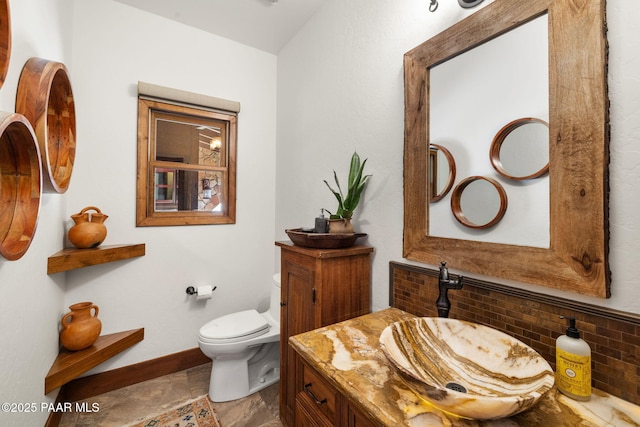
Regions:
[[47, 243, 145, 274], [45, 328, 144, 394]]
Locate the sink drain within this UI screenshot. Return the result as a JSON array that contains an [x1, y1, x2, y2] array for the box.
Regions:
[[445, 382, 467, 393]]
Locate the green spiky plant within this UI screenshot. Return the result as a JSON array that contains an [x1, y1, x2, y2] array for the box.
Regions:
[[323, 151, 371, 219]]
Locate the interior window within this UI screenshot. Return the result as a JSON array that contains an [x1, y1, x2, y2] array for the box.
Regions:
[[136, 97, 237, 226]]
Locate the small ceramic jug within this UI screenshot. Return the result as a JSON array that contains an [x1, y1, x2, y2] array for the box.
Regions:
[[60, 302, 102, 351], [68, 206, 108, 249]]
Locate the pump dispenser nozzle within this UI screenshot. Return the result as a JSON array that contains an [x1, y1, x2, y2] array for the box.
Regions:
[[561, 316, 580, 338]]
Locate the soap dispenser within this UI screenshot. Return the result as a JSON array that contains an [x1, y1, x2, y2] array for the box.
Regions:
[[556, 316, 591, 401], [314, 209, 328, 233]]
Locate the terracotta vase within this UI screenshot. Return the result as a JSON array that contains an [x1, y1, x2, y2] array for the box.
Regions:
[[60, 302, 102, 351], [328, 218, 355, 234], [68, 206, 108, 249]]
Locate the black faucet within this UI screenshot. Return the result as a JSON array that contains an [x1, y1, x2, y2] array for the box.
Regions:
[[436, 261, 463, 318]]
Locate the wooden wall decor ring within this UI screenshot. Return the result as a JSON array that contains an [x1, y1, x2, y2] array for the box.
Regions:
[[0, 112, 42, 261], [0, 0, 11, 91], [489, 117, 549, 180], [450, 175, 508, 229], [16, 57, 76, 193]]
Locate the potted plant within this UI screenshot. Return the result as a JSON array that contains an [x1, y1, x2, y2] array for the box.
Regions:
[[323, 151, 371, 233]]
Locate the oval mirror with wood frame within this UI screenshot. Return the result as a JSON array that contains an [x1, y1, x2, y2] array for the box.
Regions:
[[429, 144, 456, 203], [490, 117, 549, 180], [451, 176, 507, 229], [403, 0, 609, 297]]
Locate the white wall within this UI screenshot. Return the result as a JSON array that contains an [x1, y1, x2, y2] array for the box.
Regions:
[[63, 0, 278, 372], [276, 0, 640, 315]]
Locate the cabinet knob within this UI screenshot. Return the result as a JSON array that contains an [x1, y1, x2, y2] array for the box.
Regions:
[[280, 301, 286, 307]]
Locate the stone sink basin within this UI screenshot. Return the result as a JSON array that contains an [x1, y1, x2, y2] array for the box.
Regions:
[[379, 317, 555, 420]]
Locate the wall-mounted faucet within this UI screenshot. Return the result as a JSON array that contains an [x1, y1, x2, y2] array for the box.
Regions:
[[436, 261, 464, 318]]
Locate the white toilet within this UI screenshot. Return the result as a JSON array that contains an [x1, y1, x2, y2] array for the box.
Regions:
[[198, 274, 281, 402]]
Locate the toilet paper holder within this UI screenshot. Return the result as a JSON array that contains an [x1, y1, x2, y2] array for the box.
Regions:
[[186, 285, 217, 296]]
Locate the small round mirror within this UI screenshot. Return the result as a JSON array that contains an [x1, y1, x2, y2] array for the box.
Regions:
[[451, 176, 507, 229], [490, 118, 549, 180], [429, 144, 456, 203]]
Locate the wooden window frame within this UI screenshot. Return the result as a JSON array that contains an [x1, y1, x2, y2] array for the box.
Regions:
[[136, 97, 237, 226]]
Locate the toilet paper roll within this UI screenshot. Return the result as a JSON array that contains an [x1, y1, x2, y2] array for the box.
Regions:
[[196, 285, 213, 300]]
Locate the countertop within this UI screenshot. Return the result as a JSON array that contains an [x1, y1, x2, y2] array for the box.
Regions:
[[289, 308, 640, 426]]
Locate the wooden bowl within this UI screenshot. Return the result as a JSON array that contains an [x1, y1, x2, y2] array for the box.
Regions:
[[16, 57, 76, 193], [0, 0, 11, 90], [285, 228, 366, 249], [0, 112, 42, 261]]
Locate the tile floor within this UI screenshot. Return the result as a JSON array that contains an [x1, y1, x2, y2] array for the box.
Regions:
[[58, 362, 284, 427]]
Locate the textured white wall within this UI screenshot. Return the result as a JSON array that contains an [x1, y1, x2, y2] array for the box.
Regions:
[[63, 0, 278, 373], [276, 0, 640, 314]]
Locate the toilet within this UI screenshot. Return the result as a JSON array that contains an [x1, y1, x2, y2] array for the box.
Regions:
[[198, 274, 281, 402]]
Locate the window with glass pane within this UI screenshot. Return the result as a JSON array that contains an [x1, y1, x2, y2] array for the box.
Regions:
[[137, 98, 237, 226]]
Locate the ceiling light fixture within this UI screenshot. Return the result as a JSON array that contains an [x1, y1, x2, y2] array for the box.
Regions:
[[428, 0, 484, 12]]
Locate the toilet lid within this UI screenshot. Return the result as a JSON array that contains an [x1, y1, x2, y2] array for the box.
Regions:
[[199, 309, 269, 342]]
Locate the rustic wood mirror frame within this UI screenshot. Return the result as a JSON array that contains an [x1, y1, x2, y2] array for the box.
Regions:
[[403, 0, 610, 297]]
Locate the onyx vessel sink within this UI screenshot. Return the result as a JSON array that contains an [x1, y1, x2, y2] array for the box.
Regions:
[[379, 317, 555, 420]]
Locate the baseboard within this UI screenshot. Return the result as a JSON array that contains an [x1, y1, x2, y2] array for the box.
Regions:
[[44, 347, 209, 426]]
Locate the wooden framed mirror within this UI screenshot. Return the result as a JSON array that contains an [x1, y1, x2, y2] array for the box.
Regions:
[[403, 0, 609, 297]]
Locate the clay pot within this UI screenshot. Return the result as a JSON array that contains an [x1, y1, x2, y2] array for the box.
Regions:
[[60, 302, 102, 351], [68, 206, 108, 249], [328, 218, 355, 234]]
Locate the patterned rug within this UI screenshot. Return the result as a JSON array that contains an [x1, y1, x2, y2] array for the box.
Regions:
[[126, 396, 222, 427]]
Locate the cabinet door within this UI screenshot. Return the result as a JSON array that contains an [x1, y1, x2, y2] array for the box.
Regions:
[[287, 263, 318, 335], [281, 258, 318, 426]]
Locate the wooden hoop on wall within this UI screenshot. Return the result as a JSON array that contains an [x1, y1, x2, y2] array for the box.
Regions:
[[0, 0, 11, 90], [450, 176, 507, 229], [429, 144, 456, 202], [489, 117, 549, 180], [0, 113, 42, 261], [16, 58, 77, 193]]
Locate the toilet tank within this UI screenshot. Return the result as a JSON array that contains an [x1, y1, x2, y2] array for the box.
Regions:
[[269, 273, 281, 324]]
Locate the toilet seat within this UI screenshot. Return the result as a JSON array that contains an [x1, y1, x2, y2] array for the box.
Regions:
[[199, 309, 270, 344]]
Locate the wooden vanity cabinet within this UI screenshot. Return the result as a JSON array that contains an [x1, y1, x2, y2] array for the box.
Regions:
[[295, 356, 376, 427], [276, 241, 373, 427]]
